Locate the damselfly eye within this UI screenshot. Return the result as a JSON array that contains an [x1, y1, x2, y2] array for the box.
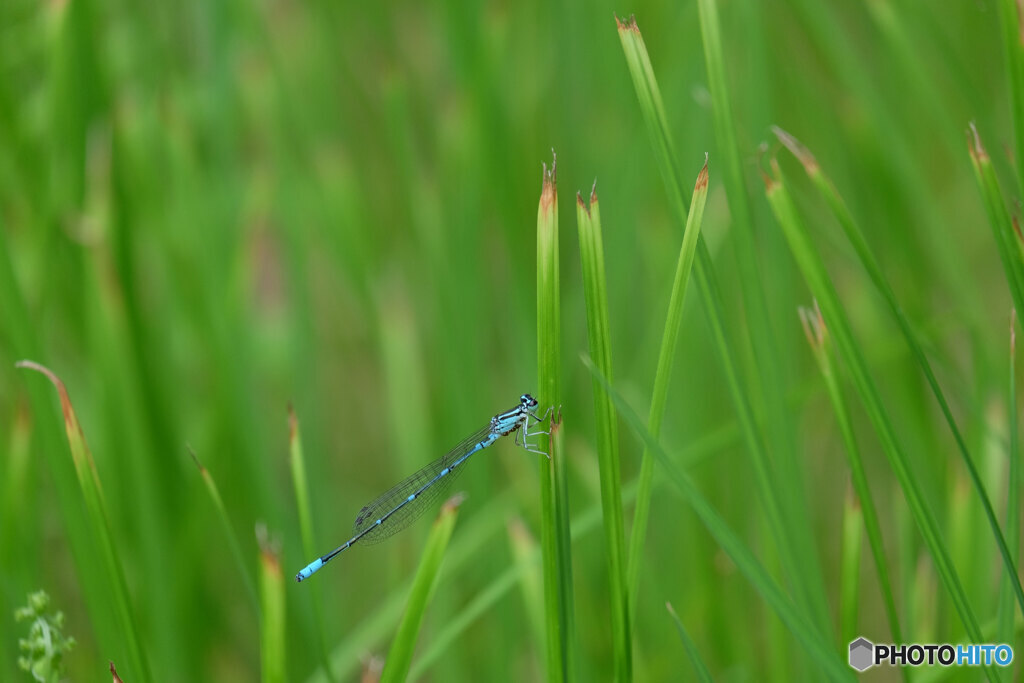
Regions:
[[522, 393, 538, 408]]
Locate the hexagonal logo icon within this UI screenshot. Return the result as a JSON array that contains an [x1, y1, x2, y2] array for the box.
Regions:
[[849, 637, 874, 671]]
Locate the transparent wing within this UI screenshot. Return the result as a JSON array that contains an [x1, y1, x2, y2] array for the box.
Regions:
[[352, 423, 496, 544]]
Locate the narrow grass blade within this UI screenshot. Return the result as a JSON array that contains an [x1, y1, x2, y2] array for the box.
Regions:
[[999, 310, 1020, 648], [582, 356, 853, 682], [665, 602, 713, 683], [189, 448, 259, 612], [575, 183, 631, 681], [697, 0, 829, 636], [777, 126, 1024, 616], [15, 361, 151, 683], [626, 159, 708, 614], [763, 169, 994, 680], [380, 493, 465, 683], [967, 124, 1024, 318], [258, 527, 286, 683], [616, 15, 826, 644], [536, 153, 576, 683], [799, 305, 905, 654], [288, 407, 335, 683], [838, 487, 862, 644]]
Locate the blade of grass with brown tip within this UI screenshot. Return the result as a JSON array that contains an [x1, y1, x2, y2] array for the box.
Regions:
[[764, 170, 995, 681], [536, 153, 577, 683], [15, 361, 152, 683], [380, 494, 465, 683], [576, 183, 631, 681], [626, 159, 707, 618]]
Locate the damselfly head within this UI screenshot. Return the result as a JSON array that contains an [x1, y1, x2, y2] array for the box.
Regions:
[[521, 394, 538, 409]]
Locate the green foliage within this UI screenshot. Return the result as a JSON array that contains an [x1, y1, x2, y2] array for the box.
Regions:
[[16, 591, 75, 683], [4, 1, 1024, 680]]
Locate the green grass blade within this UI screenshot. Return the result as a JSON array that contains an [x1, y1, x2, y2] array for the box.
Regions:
[[626, 159, 708, 615], [615, 16, 827, 644], [288, 407, 335, 683], [575, 183, 631, 681], [380, 494, 465, 683], [697, 0, 830, 636], [798, 306, 905, 659], [258, 530, 286, 683], [665, 602, 713, 683], [15, 361, 152, 683], [999, 310, 1020, 648], [189, 448, 259, 613], [778, 126, 1024, 616], [763, 170, 994, 680], [582, 356, 853, 682], [536, 153, 576, 683]]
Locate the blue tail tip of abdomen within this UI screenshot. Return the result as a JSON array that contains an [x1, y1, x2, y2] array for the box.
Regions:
[[296, 557, 324, 583]]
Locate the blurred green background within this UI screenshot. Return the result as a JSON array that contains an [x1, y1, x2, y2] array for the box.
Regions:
[[1, 0, 1021, 680]]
